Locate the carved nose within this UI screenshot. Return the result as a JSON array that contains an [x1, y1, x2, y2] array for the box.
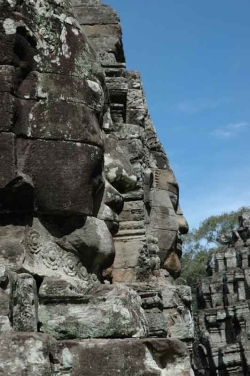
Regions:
[[176, 205, 189, 235], [103, 180, 124, 215]]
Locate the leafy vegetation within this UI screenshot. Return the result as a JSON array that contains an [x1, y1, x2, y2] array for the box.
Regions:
[[181, 206, 250, 293]]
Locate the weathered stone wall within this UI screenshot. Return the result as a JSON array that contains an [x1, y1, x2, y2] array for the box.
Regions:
[[194, 213, 250, 375], [0, 0, 194, 374], [74, 0, 194, 348]]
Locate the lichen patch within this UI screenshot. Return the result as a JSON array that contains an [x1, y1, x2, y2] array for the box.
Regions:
[[3, 18, 16, 35]]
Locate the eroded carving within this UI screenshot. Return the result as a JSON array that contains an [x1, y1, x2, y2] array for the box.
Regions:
[[0, 0, 194, 374]]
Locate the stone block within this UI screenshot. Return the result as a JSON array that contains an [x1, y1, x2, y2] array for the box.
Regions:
[[0, 132, 16, 189], [39, 277, 88, 301], [127, 89, 146, 110], [17, 138, 103, 215], [27, 23, 104, 83], [39, 284, 148, 339], [0, 238, 25, 271], [106, 76, 127, 93], [0, 224, 26, 272], [150, 188, 178, 209], [104, 134, 137, 193], [123, 189, 144, 201], [113, 238, 144, 269], [150, 207, 179, 231], [149, 151, 170, 170], [0, 267, 38, 333], [112, 268, 136, 283], [118, 220, 145, 232], [126, 70, 143, 90], [52, 338, 192, 376], [91, 35, 122, 54], [0, 332, 53, 375], [164, 307, 194, 341], [0, 315, 12, 333], [152, 168, 178, 191], [0, 266, 13, 334], [0, 65, 17, 93], [104, 65, 126, 75], [211, 292, 224, 308], [15, 99, 103, 147], [116, 123, 145, 140], [161, 284, 182, 309], [0, 33, 16, 65], [119, 138, 144, 162], [75, 5, 119, 25], [149, 229, 177, 261], [145, 308, 168, 337], [12, 273, 38, 332], [73, 0, 100, 5], [17, 71, 104, 112], [126, 107, 147, 126], [83, 23, 121, 39], [0, 93, 16, 131], [119, 200, 144, 222]]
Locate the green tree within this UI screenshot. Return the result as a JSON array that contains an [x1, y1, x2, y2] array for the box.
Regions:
[[181, 206, 250, 293], [181, 248, 211, 293]]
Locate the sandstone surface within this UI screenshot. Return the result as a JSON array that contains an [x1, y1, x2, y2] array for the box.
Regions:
[[0, 0, 194, 374]]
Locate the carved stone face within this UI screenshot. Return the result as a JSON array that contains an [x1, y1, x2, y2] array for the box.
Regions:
[[144, 119, 188, 279], [99, 132, 137, 235], [1, 0, 106, 216], [148, 168, 188, 279], [0, 0, 120, 287]]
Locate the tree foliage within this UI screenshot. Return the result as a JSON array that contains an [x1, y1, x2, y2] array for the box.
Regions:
[[181, 206, 250, 293], [181, 249, 212, 293]]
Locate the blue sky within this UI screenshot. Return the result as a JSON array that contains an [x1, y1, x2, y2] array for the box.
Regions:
[[106, 0, 250, 230]]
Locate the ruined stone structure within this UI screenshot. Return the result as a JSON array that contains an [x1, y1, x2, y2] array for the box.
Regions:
[[0, 0, 194, 374], [194, 212, 250, 375]]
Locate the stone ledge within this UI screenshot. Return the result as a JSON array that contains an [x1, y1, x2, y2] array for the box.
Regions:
[[0, 333, 192, 376]]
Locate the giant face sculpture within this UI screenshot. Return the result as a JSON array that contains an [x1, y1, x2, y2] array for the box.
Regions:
[[144, 119, 188, 279], [0, 0, 133, 289], [1, 0, 105, 215], [148, 168, 188, 278], [0, 0, 192, 348], [109, 110, 188, 283], [99, 132, 137, 236]]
